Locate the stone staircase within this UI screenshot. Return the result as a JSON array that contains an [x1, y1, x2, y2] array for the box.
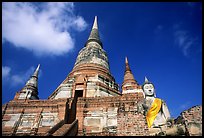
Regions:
[[52, 124, 71, 136], [45, 119, 78, 136]]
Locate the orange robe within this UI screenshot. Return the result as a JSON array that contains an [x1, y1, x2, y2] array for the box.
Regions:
[[146, 98, 162, 128]]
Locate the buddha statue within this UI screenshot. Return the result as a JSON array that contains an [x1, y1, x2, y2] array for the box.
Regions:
[[142, 77, 171, 129]]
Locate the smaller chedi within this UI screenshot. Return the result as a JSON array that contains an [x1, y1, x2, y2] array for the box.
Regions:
[[14, 64, 40, 100]]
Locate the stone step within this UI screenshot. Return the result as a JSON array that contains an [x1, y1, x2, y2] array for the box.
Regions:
[[52, 124, 72, 136]]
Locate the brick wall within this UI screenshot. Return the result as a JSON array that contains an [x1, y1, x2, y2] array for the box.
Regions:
[[75, 93, 149, 136], [2, 99, 69, 136], [2, 93, 202, 136], [181, 105, 202, 136], [117, 101, 149, 136]]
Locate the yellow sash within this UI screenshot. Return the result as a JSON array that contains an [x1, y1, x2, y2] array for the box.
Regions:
[[146, 98, 162, 128]]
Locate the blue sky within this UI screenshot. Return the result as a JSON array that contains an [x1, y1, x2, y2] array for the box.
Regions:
[[2, 2, 202, 118]]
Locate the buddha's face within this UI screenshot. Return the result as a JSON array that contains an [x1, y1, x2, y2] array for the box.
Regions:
[[143, 83, 155, 96]]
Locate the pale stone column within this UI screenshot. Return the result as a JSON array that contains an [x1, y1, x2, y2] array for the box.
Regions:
[[12, 108, 25, 135], [30, 108, 43, 135]]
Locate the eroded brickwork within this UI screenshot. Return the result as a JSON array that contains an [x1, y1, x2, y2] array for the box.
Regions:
[[181, 105, 202, 136], [2, 99, 68, 136], [75, 93, 148, 136], [2, 93, 202, 136]]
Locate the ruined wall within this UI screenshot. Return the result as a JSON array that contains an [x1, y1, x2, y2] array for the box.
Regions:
[[2, 94, 202, 136], [75, 93, 149, 136], [2, 99, 68, 136], [117, 102, 149, 136], [3, 93, 149, 136], [181, 105, 202, 136]]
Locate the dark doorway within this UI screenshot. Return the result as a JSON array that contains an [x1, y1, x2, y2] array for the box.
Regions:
[[67, 90, 83, 124], [75, 90, 83, 97]]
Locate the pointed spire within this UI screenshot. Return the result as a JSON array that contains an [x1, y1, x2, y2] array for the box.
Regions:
[[125, 56, 128, 64], [124, 57, 134, 80], [92, 16, 98, 29], [125, 57, 130, 71], [26, 64, 40, 86], [122, 57, 139, 88], [22, 64, 40, 100], [86, 16, 102, 47], [33, 64, 40, 77]]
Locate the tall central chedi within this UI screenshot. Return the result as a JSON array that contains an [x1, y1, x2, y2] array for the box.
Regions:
[[49, 16, 121, 99]]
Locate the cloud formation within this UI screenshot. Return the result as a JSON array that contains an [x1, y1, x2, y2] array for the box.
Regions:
[[174, 29, 198, 57], [2, 66, 11, 79], [2, 65, 41, 87], [2, 2, 87, 56]]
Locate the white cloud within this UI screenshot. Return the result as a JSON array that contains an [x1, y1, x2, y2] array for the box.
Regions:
[[11, 75, 25, 85], [73, 16, 88, 31], [11, 66, 35, 86], [2, 2, 87, 56], [2, 66, 11, 79], [174, 30, 197, 57], [2, 65, 41, 87]]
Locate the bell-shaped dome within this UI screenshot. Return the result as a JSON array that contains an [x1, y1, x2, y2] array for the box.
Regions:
[[74, 16, 109, 70]]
